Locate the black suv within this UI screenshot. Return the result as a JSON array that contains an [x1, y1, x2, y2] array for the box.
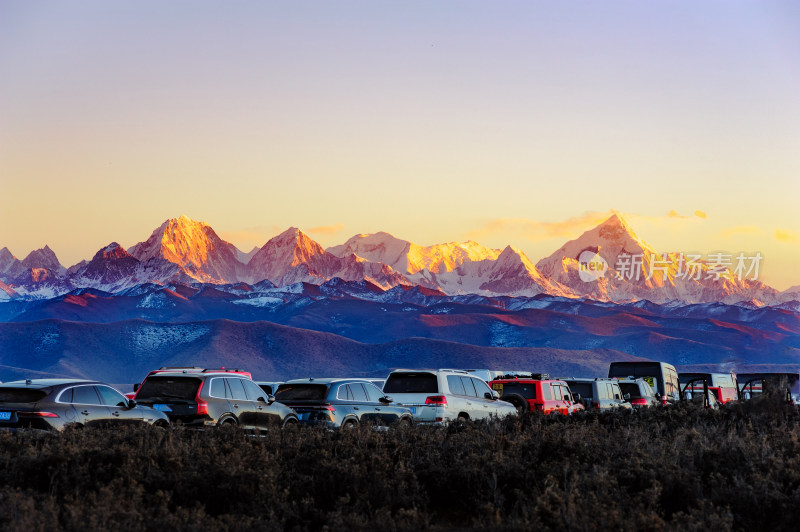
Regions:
[[132, 368, 298, 430], [0, 379, 170, 431]]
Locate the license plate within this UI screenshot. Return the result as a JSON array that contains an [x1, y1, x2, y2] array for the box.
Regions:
[[492, 383, 503, 392], [0, 411, 11, 421], [152, 404, 172, 412], [410, 407, 417, 414], [297, 412, 308, 421]]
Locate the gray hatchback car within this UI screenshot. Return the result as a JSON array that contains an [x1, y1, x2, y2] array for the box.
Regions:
[[274, 378, 413, 428]]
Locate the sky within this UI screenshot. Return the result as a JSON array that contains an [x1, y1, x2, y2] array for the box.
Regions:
[[1, 1, 798, 289]]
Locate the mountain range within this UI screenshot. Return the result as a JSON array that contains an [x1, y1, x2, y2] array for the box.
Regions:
[[2, 214, 796, 306]]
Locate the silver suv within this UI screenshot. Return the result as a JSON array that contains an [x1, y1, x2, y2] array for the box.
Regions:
[[562, 378, 632, 411], [382, 369, 518, 424]]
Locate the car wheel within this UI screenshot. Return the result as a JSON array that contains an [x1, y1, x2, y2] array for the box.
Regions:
[[153, 419, 169, 429], [396, 416, 412, 428], [456, 414, 469, 426], [342, 419, 358, 429], [218, 416, 238, 427], [282, 417, 298, 430], [503, 394, 528, 416]]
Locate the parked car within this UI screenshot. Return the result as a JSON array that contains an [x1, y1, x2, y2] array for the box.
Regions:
[[488, 374, 585, 415], [382, 369, 517, 424], [563, 378, 632, 411], [132, 368, 298, 430], [679, 372, 739, 405], [273, 378, 412, 428], [616, 378, 658, 408], [608, 361, 680, 405], [0, 379, 170, 431]]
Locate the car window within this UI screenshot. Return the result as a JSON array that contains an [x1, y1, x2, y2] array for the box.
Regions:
[[259, 384, 273, 395], [447, 375, 466, 395], [136, 377, 201, 401], [209, 378, 227, 398], [619, 383, 640, 398], [553, 385, 563, 400], [497, 382, 536, 399], [542, 384, 552, 400], [472, 378, 493, 398], [57, 388, 73, 403], [364, 383, 385, 403], [226, 378, 248, 400], [337, 385, 353, 401], [0, 388, 49, 403], [383, 373, 439, 394], [349, 383, 368, 402], [459, 377, 478, 397], [612, 383, 622, 400], [567, 382, 592, 399], [96, 386, 128, 407], [275, 384, 329, 401], [559, 385, 573, 402], [72, 385, 102, 405], [242, 380, 267, 401]]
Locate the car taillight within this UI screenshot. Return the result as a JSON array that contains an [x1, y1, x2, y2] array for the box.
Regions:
[[630, 398, 648, 406], [324, 405, 335, 412], [593, 403, 600, 409], [195, 381, 209, 416], [18, 411, 59, 418], [425, 395, 447, 406]]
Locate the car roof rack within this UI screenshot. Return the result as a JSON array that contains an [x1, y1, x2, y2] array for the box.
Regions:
[[496, 373, 550, 380]]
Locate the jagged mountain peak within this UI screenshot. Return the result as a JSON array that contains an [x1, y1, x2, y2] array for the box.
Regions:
[[20, 245, 64, 273], [92, 242, 134, 262], [127, 215, 243, 284]]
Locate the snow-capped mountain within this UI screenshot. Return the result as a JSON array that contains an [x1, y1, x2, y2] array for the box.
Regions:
[[327, 232, 502, 274], [70, 242, 188, 293], [411, 245, 574, 298], [0, 213, 792, 305], [128, 215, 243, 284], [536, 213, 779, 304], [246, 227, 409, 288]]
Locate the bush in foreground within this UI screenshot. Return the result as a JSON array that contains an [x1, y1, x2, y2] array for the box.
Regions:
[[1, 399, 799, 531]]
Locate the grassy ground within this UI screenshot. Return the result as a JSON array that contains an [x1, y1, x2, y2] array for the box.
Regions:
[[1, 397, 799, 531]]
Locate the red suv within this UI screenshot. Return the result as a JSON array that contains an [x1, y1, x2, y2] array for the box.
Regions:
[[489, 374, 585, 415]]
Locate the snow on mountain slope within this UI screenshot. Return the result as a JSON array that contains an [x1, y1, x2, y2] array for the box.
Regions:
[[328, 232, 502, 274], [246, 227, 410, 288], [536, 213, 779, 304], [128, 215, 243, 283], [411, 245, 575, 297]]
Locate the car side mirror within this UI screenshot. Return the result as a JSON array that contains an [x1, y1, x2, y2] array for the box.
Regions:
[[574, 394, 582, 403], [491, 390, 500, 400], [623, 393, 630, 401], [379, 396, 392, 404], [127, 399, 137, 408], [133, 383, 139, 392], [267, 395, 276, 404]]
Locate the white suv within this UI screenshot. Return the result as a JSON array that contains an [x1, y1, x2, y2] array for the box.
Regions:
[[382, 369, 518, 424]]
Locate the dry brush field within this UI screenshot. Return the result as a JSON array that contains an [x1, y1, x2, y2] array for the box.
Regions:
[[1, 397, 799, 531]]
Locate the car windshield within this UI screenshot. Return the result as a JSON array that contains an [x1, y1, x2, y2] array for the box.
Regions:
[[0, 388, 48, 403], [136, 377, 200, 401], [274, 384, 329, 401], [383, 373, 438, 394]]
